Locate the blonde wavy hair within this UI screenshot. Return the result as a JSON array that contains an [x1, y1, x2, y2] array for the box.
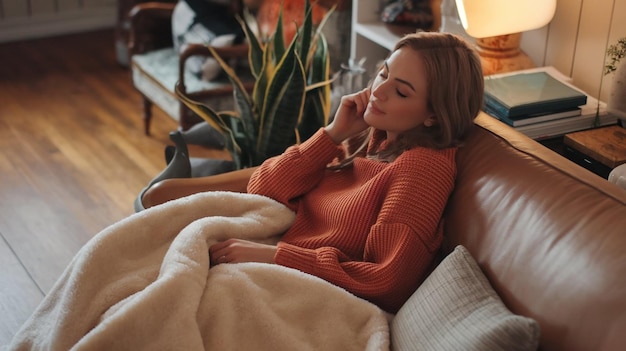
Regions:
[[331, 31, 484, 168]]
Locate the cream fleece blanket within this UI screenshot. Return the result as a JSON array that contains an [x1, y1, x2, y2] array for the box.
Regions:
[[9, 191, 389, 351]]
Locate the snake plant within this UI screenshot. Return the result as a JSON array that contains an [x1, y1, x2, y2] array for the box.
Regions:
[[176, 0, 333, 169]]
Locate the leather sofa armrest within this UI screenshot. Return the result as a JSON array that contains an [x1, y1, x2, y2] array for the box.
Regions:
[[141, 167, 258, 209], [128, 2, 176, 56]]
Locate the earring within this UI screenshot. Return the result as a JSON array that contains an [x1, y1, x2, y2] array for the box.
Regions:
[[424, 116, 437, 127]]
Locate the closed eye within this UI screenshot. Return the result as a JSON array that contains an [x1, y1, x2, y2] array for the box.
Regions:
[[378, 72, 407, 97], [380, 62, 410, 98]]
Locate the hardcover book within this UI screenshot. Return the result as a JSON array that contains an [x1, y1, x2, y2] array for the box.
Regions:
[[514, 96, 616, 140], [484, 71, 588, 119], [484, 105, 582, 127]]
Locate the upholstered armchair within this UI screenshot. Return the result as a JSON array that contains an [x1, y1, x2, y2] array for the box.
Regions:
[[128, 1, 254, 135], [127, 0, 352, 136]]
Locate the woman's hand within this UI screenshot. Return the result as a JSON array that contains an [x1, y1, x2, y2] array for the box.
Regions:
[[209, 238, 277, 266], [325, 88, 371, 144]]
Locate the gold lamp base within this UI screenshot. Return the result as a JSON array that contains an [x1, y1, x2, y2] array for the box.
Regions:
[[476, 33, 535, 75]]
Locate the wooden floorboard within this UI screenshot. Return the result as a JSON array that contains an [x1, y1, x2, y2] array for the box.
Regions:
[[0, 29, 229, 345], [0, 232, 43, 346]]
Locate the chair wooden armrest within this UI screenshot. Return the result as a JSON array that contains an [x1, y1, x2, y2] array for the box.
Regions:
[[175, 42, 254, 129], [177, 42, 252, 98], [179, 42, 250, 63], [141, 167, 258, 209], [128, 2, 177, 56]]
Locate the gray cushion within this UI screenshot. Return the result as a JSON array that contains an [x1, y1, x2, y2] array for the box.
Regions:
[[391, 245, 540, 351], [132, 48, 233, 94], [131, 47, 235, 121]]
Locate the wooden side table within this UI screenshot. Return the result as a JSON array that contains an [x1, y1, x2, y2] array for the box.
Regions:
[[563, 125, 626, 178]]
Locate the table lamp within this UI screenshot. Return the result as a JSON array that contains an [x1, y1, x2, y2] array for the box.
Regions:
[[454, 0, 557, 75]]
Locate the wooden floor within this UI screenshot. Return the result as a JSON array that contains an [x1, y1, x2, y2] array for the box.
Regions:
[[0, 29, 226, 345]]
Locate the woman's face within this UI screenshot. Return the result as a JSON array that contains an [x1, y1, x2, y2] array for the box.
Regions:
[[364, 47, 434, 141]]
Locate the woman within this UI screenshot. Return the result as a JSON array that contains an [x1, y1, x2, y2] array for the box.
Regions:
[[210, 31, 484, 313]]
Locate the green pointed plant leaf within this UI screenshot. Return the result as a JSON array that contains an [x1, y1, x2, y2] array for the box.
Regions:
[[315, 34, 332, 114], [306, 5, 334, 68], [207, 46, 251, 107], [272, 2, 286, 61], [236, 15, 264, 79], [233, 84, 258, 154], [175, 83, 247, 163], [298, 90, 325, 140], [300, 35, 331, 140], [259, 37, 299, 131], [207, 46, 258, 148], [306, 79, 333, 93], [305, 32, 331, 93], [262, 70, 306, 158], [177, 0, 333, 170], [218, 110, 252, 169], [175, 82, 230, 133], [308, 32, 329, 85], [299, 31, 332, 139], [258, 45, 307, 160], [298, 0, 313, 66], [252, 46, 272, 127], [314, 3, 335, 38]]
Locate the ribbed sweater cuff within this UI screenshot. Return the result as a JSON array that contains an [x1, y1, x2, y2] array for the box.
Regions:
[[296, 128, 342, 167], [274, 242, 318, 269]]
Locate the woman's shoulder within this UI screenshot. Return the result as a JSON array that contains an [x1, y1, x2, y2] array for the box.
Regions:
[[390, 146, 457, 182], [396, 146, 457, 165]]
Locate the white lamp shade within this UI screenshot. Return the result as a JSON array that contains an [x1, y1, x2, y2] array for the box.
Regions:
[[455, 0, 557, 38]]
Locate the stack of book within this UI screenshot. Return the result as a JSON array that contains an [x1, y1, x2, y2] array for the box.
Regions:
[[484, 67, 617, 140]]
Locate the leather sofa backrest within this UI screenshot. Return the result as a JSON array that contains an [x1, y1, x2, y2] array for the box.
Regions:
[[443, 114, 626, 351]]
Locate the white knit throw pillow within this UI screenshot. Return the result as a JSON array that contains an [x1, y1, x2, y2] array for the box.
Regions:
[[391, 245, 540, 351]]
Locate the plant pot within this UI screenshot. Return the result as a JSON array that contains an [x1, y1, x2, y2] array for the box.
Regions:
[[607, 59, 626, 125]]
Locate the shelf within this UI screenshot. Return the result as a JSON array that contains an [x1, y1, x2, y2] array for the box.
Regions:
[[350, 0, 431, 79], [353, 22, 399, 51]]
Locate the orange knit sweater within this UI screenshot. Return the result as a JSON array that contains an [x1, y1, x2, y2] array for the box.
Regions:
[[247, 129, 457, 313]]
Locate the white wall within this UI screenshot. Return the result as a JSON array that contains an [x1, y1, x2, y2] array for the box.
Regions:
[[0, 0, 116, 43], [1, 0, 624, 103], [521, 0, 626, 102]]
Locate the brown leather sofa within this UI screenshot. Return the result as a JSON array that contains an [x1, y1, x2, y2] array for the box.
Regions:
[[142, 113, 626, 351]]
